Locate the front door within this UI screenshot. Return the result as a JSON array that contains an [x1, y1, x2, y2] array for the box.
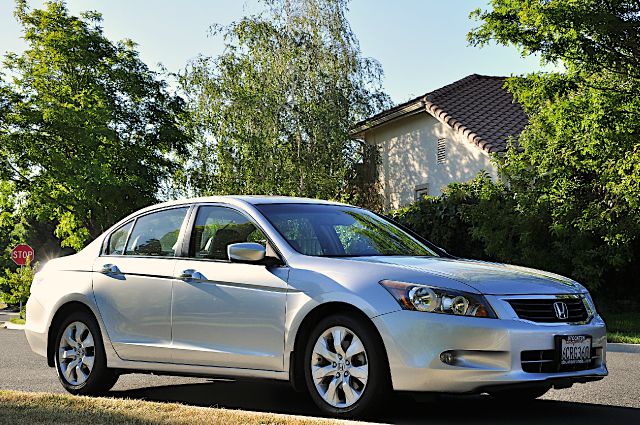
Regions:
[[170, 205, 289, 370], [92, 206, 190, 362]]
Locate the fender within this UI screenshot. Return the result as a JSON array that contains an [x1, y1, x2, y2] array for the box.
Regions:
[[29, 273, 121, 367], [283, 289, 400, 372]]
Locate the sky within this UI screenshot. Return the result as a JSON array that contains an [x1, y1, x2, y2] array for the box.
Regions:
[[0, 0, 545, 104]]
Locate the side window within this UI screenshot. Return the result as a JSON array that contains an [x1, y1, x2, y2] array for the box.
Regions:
[[105, 222, 132, 255], [189, 206, 266, 260], [125, 207, 189, 257], [414, 183, 429, 201]]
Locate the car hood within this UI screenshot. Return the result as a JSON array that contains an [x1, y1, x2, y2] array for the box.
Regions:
[[347, 256, 585, 295]]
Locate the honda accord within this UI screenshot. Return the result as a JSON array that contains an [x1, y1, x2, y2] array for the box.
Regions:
[[25, 196, 607, 417]]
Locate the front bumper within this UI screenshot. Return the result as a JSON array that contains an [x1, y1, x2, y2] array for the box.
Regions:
[[372, 307, 607, 393], [24, 295, 48, 359]]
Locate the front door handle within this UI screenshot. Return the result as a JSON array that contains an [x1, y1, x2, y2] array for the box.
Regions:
[[178, 269, 204, 281], [100, 264, 121, 275]]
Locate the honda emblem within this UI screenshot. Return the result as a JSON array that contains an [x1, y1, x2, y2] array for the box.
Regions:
[[553, 301, 569, 320]]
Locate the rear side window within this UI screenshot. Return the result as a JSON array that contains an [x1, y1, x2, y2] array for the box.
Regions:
[[189, 206, 266, 260], [106, 222, 132, 255], [125, 207, 189, 257]]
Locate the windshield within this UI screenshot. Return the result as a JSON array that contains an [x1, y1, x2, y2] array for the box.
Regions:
[[255, 203, 437, 257]]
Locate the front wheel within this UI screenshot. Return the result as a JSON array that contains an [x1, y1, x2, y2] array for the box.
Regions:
[[303, 314, 389, 417], [54, 310, 118, 395]]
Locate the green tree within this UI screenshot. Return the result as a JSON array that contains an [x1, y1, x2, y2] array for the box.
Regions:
[[176, 0, 390, 202], [0, 260, 35, 317], [0, 181, 23, 276], [0, 1, 189, 251], [469, 0, 640, 79], [464, 0, 640, 289]]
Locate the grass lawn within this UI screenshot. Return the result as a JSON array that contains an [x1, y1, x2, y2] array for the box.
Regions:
[[603, 311, 640, 344], [8, 317, 25, 325], [0, 390, 346, 425]]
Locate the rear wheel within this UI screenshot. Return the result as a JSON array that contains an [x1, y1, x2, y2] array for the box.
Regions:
[[304, 314, 389, 417], [489, 386, 550, 401], [54, 310, 118, 395]]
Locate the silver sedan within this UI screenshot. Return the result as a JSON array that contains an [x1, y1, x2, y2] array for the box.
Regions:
[[25, 196, 607, 417]]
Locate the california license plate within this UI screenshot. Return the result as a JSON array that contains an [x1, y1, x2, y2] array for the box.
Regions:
[[556, 335, 592, 365]]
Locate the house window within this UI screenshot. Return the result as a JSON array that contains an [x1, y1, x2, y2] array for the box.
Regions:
[[414, 183, 429, 201], [437, 138, 446, 164]]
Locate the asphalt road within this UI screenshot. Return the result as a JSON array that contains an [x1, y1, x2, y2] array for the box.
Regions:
[[1, 328, 639, 424], [0, 309, 18, 323]]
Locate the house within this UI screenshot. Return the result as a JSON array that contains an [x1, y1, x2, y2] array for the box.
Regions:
[[351, 74, 527, 210]]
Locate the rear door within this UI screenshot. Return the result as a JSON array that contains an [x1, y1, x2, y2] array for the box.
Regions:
[[92, 206, 190, 362], [170, 204, 289, 370]]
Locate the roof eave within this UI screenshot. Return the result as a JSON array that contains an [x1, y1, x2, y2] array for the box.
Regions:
[[350, 98, 426, 139]]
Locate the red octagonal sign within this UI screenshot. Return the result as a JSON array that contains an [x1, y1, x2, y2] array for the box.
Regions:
[[11, 244, 34, 266]]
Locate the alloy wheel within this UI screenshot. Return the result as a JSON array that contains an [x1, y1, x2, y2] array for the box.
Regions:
[[58, 321, 95, 386], [310, 325, 369, 408]]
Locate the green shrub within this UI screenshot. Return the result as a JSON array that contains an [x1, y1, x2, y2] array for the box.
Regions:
[[391, 174, 493, 260], [0, 262, 36, 310]]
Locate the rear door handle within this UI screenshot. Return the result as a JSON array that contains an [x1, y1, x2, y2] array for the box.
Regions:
[[100, 264, 121, 275]]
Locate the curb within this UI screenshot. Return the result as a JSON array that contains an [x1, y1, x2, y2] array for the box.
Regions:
[[2, 322, 25, 330], [608, 343, 640, 354]]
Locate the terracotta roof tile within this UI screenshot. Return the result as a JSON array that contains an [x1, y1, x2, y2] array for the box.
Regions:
[[352, 74, 527, 153], [422, 74, 527, 153]]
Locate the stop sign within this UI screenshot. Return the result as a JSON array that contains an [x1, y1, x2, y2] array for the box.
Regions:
[[11, 244, 34, 266]]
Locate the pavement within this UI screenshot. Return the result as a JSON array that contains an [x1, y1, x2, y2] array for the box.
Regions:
[[0, 308, 22, 330], [0, 308, 18, 324], [608, 343, 640, 354], [1, 328, 639, 424]]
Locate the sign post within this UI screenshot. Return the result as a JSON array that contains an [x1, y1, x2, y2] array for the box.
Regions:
[[10, 244, 34, 314]]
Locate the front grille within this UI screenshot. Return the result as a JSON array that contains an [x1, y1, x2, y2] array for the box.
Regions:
[[521, 348, 601, 373], [508, 296, 590, 323]]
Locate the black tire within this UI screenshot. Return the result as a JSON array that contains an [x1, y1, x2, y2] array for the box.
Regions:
[[303, 313, 390, 418], [53, 310, 118, 395], [489, 386, 550, 401]]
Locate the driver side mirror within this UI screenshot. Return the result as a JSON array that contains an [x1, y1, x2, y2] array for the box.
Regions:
[[227, 242, 266, 263]]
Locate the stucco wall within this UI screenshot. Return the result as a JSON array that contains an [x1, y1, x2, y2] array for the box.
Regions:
[[364, 113, 498, 210]]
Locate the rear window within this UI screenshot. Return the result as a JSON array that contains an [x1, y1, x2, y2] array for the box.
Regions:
[[124, 207, 189, 257], [105, 222, 132, 255]]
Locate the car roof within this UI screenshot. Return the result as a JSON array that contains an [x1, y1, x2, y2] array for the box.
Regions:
[[133, 195, 349, 215], [110, 196, 353, 234], [223, 195, 349, 206]]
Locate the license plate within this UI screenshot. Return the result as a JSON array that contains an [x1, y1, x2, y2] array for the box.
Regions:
[[556, 335, 592, 365]]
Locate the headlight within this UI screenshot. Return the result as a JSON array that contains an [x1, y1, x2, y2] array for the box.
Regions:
[[379, 280, 497, 318], [30, 272, 45, 292], [583, 291, 598, 315], [30, 262, 48, 292]]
